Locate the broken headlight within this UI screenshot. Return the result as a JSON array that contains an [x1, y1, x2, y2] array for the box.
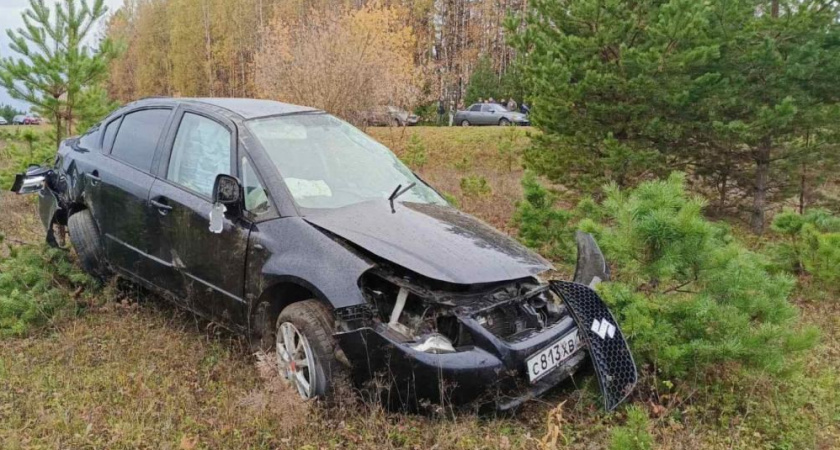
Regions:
[[410, 333, 456, 354], [359, 270, 469, 350]]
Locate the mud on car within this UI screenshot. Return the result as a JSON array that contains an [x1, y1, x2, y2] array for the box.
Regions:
[[11, 98, 636, 411]]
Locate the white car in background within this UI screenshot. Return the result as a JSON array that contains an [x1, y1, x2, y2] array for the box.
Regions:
[[0, 117, 8, 125]]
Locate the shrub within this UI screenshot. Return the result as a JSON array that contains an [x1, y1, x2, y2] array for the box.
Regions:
[[496, 126, 521, 172], [769, 209, 840, 288], [608, 406, 653, 450], [459, 175, 491, 198], [0, 245, 98, 337], [517, 172, 818, 379], [512, 171, 575, 262], [402, 133, 428, 169]]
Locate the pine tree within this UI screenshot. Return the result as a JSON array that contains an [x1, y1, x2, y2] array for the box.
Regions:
[[511, 0, 840, 233], [0, 0, 115, 146], [465, 56, 500, 104]]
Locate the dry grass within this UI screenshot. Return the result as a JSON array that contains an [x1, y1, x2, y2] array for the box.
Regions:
[[0, 128, 838, 449]]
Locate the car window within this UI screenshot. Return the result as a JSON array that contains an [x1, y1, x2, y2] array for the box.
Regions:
[[481, 104, 494, 112], [111, 109, 171, 172], [167, 113, 232, 198], [77, 124, 100, 151], [469, 104, 481, 112], [102, 117, 121, 152], [241, 156, 270, 215]]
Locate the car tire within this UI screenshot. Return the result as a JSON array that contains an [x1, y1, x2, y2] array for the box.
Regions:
[[67, 209, 110, 281], [499, 118, 511, 126], [275, 300, 348, 401], [461, 120, 470, 127]]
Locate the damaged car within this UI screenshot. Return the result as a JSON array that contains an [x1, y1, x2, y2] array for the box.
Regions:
[[11, 98, 637, 411]]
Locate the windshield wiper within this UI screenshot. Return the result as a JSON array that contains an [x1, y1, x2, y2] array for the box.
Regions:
[[388, 182, 416, 213]]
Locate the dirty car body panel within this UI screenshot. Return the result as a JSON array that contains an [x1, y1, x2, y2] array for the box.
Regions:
[[11, 97, 635, 411]]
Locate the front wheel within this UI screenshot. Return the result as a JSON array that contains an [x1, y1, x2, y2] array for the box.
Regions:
[[275, 300, 347, 400], [67, 210, 110, 281], [460, 119, 471, 127], [499, 118, 511, 126]]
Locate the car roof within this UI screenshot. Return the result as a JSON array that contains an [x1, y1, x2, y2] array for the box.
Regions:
[[130, 97, 322, 120]]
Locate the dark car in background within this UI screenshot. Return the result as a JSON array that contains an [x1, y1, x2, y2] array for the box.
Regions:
[[359, 105, 419, 127], [11, 97, 635, 411], [454, 103, 530, 127]]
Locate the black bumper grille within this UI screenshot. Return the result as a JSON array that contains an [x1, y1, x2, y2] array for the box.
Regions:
[[551, 281, 638, 411]]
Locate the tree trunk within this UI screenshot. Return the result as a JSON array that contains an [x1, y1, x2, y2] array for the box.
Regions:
[[799, 162, 806, 214], [751, 138, 771, 234], [53, 111, 62, 149]]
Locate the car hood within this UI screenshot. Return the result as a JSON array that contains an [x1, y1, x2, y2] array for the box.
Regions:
[[303, 201, 552, 285]]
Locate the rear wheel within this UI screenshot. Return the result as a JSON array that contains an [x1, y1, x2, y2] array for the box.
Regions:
[[460, 119, 471, 127], [67, 210, 110, 281], [275, 300, 347, 401]]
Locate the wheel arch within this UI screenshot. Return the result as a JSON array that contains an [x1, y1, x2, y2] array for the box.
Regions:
[[251, 276, 336, 347], [258, 277, 333, 319]]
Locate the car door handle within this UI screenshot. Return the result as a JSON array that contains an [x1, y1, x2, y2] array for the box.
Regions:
[[86, 170, 100, 185], [150, 198, 173, 214]]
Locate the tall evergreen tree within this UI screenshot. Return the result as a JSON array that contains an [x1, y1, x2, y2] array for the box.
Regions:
[[0, 0, 114, 146], [511, 0, 840, 232], [465, 56, 502, 104]]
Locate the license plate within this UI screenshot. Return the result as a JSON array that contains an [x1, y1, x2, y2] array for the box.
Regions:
[[526, 329, 582, 383]]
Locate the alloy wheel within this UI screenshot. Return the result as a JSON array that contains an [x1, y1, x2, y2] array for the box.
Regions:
[[276, 322, 317, 398]]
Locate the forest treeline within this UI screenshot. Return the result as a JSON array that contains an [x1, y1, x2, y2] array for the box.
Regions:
[[105, 0, 524, 113], [4, 0, 838, 234]]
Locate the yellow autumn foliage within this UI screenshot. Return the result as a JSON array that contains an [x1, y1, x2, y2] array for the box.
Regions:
[[255, 2, 421, 121]]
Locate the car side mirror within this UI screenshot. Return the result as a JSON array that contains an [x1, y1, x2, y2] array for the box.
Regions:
[[209, 174, 243, 233], [212, 174, 243, 206]]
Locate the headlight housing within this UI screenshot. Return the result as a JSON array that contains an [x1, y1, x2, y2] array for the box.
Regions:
[[410, 333, 456, 354]]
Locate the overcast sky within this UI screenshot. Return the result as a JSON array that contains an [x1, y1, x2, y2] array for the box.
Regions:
[[0, 0, 124, 112]]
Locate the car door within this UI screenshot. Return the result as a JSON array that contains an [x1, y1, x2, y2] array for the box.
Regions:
[[466, 104, 482, 123], [148, 108, 250, 326], [89, 107, 174, 279], [479, 104, 497, 125]]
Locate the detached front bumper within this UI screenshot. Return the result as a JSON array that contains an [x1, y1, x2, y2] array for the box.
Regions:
[[336, 311, 587, 410]]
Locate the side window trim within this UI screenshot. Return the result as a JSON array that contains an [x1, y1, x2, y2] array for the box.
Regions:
[[102, 116, 123, 154], [159, 109, 237, 202]]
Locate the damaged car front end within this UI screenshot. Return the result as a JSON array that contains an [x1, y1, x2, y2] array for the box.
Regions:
[[330, 233, 635, 412]]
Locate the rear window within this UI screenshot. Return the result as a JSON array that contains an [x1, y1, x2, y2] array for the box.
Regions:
[[110, 109, 171, 172]]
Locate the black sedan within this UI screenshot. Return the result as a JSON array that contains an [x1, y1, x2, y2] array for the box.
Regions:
[[12, 98, 635, 411]]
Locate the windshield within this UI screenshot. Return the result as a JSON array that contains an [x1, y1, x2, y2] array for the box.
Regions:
[[247, 113, 446, 210]]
